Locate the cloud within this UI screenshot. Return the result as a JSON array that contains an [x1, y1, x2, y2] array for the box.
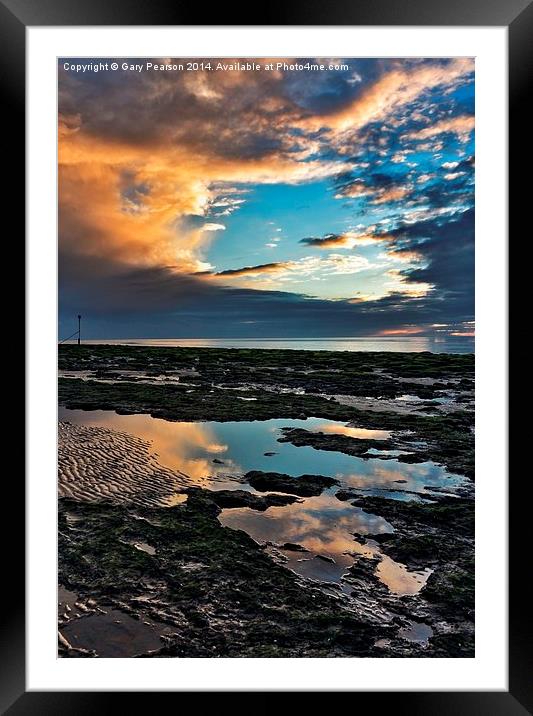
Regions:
[[371, 185, 411, 204], [383, 208, 475, 310], [293, 254, 371, 277], [59, 228, 472, 340], [58, 130, 348, 279], [299, 232, 386, 249], [299, 58, 473, 134], [378, 326, 425, 336], [58, 57, 474, 338], [59, 58, 357, 281], [210, 255, 372, 284], [214, 262, 290, 277], [300, 234, 352, 249], [59, 58, 473, 281], [203, 223, 226, 231], [405, 114, 474, 143], [444, 172, 466, 181], [334, 172, 413, 206], [60, 257, 467, 339], [334, 180, 371, 199]]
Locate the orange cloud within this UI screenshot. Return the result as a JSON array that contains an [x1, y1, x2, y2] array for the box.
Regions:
[[58, 125, 348, 276], [299, 58, 473, 134], [58, 59, 473, 309], [335, 176, 412, 205], [384, 269, 433, 298], [384, 248, 423, 263], [379, 327, 425, 336], [214, 262, 290, 277], [334, 182, 371, 199], [300, 232, 387, 249], [210, 255, 373, 292], [370, 185, 410, 204], [58, 58, 355, 280], [406, 114, 474, 143]]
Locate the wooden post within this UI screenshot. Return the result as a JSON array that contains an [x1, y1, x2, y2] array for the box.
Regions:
[[78, 315, 81, 345]]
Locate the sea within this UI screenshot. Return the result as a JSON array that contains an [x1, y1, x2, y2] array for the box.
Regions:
[[62, 336, 474, 353]]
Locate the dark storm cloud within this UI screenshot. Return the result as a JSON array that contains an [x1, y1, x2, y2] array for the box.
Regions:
[[59, 256, 471, 340], [299, 234, 349, 248], [392, 209, 475, 310], [59, 58, 302, 160], [59, 200, 474, 339], [58, 57, 475, 338], [214, 262, 290, 277]]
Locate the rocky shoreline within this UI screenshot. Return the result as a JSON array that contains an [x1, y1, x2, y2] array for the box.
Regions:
[[58, 345, 474, 658]]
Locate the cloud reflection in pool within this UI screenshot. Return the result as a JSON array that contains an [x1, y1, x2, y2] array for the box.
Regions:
[[60, 408, 452, 594]]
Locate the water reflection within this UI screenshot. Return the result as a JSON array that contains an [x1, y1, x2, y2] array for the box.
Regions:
[[219, 491, 390, 586], [59, 408, 451, 595], [221, 491, 392, 554], [60, 409, 465, 495], [219, 492, 430, 594], [398, 620, 434, 644], [313, 423, 391, 440], [375, 555, 432, 595], [60, 408, 236, 488]]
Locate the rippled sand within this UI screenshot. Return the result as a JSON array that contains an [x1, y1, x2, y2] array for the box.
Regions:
[[59, 421, 188, 506]]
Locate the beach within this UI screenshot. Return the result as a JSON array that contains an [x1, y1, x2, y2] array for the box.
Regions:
[[58, 344, 474, 658]]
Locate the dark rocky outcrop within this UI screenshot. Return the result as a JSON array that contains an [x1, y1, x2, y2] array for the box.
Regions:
[[245, 470, 338, 497]]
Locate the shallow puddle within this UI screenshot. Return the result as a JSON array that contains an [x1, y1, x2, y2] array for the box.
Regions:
[[374, 554, 433, 595], [219, 491, 431, 595], [311, 424, 391, 440], [220, 490, 391, 582], [59, 585, 171, 657], [59, 407, 460, 596], [398, 620, 434, 644], [61, 609, 169, 657], [58, 585, 82, 617], [59, 408, 466, 496]]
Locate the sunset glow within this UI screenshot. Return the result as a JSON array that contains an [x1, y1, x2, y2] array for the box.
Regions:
[[58, 58, 474, 339]]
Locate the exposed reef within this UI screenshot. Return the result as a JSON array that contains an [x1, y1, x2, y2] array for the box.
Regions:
[[58, 345, 474, 658]]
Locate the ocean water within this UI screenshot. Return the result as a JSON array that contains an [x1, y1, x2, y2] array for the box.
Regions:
[[62, 336, 474, 353]]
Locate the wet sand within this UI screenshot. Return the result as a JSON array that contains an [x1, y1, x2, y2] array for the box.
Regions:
[[59, 421, 188, 507]]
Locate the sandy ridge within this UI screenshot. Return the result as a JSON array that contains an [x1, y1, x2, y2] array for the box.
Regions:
[[59, 421, 188, 506]]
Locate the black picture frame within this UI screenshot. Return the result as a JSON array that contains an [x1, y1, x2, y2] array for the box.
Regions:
[[7, 0, 527, 711]]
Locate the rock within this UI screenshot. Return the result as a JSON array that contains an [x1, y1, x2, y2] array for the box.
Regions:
[[280, 542, 309, 552], [245, 470, 338, 497], [279, 428, 392, 458], [393, 479, 408, 483], [397, 454, 426, 464], [264, 452, 277, 456], [335, 489, 359, 502], [369, 532, 396, 543], [209, 489, 297, 511], [314, 554, 336, 564], [212, 458, 225, 465], [345, 555, 386, 588]]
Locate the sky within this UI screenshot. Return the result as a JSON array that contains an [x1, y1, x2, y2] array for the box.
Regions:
[[58, 57, 475, 339]]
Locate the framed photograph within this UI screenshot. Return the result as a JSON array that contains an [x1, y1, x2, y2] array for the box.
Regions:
[[11, 0, 525, 709]]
